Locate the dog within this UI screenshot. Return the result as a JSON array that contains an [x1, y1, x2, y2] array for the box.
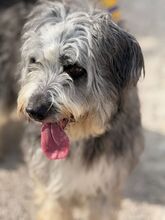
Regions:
[[17, 0, 144, 219]]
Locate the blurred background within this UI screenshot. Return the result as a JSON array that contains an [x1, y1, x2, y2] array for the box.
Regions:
[[119, 1, 165, 219], [0, 0, 165, 219]]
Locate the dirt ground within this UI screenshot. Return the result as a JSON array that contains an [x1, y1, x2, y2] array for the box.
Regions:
[[0, 0, 165, 219]]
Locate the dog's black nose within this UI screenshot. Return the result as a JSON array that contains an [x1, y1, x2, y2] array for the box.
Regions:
[[26, 105, 49, 121], [26, 94, 52, 121]]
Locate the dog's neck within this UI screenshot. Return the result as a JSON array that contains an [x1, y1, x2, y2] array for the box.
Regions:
[[66, 87, 139, 144], [66, 112, 106, 142]]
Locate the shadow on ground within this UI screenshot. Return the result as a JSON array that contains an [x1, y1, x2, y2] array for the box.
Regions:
[[124, 128, 165, 205], [0, 118, 25, 169]]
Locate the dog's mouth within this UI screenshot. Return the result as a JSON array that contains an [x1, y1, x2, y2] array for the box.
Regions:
[[41, 118, 71, 160]]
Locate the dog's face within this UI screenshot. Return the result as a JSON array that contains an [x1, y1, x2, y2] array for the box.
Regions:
[[17, 2, 144, 159]]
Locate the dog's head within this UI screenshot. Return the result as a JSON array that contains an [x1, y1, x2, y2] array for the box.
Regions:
[[17, 1, 144, 159]]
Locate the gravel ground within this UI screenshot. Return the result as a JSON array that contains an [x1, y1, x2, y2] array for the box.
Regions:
[[0, 0, 165, 219]]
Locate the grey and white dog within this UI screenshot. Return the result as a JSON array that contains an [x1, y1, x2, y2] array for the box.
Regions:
[[17, 1, 144, 219]]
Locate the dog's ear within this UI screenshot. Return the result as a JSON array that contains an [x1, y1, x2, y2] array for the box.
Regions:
[[92, 12, 144, 90]]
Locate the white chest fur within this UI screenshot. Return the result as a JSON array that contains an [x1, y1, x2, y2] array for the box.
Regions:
[[31, 146, 121, 200]]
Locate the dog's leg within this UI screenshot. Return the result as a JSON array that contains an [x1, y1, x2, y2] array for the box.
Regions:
[[35, 196, 72, 220], [36, 200, 72, 220], [36, 200, 61, 220], [88, 200, 120, 220], [88, 192, 121, 220], [32, 179, 71, 220], [71, 193, 120, 220]]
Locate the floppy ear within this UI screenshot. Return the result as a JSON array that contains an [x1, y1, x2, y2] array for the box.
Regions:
[[92, 12, 144, 90]]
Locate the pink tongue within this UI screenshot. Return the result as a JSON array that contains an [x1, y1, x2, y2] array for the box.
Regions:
[[41, 123, 70, 160]]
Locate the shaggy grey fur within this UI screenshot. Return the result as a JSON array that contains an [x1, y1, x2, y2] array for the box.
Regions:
[[17, 1, 144, 219]]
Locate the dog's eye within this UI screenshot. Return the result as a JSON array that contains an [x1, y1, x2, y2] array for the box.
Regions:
[[29, 57, 36, 64], [63, 64, 87, 80]]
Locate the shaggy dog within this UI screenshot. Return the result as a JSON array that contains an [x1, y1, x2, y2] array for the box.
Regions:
[[17, 1, 144, 219]]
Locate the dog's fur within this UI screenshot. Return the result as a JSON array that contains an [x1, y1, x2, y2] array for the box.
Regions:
[[17, 1, 144, 219]]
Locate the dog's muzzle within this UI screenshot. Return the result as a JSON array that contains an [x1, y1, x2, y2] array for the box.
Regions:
[[25, 92, 72, 160], [26, 93, 52, 121]]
